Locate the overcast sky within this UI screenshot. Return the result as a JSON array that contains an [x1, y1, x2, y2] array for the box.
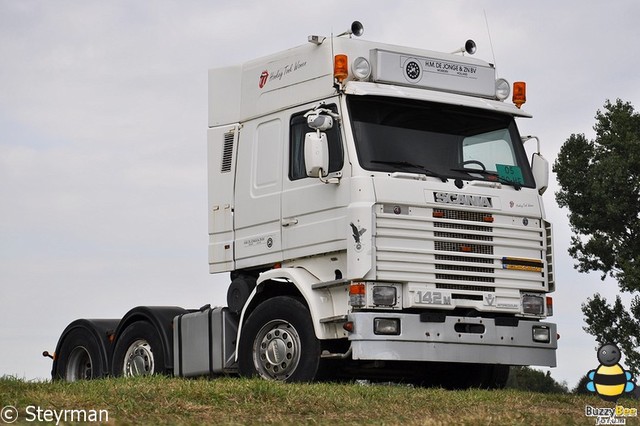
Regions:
[[1, 1, 639, 389]]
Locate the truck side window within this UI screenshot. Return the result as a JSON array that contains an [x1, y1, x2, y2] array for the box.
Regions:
[[289, 104, 343, 180]]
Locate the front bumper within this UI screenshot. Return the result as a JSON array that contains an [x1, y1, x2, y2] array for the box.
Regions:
[[347, 312, 557, 367]]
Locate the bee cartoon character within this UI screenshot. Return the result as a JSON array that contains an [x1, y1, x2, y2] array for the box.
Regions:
[[586, 343, 636, 402]]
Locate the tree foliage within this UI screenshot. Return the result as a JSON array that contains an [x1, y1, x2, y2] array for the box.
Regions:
[[554, 99, 640, 375], [582, 293, 640, 377], [572, 374, 591, 395], [554, 99, 640, 290], [505, 367, 568, 393]]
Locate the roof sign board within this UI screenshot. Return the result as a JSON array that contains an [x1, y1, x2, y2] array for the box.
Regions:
[[371, 49, 496, 98]]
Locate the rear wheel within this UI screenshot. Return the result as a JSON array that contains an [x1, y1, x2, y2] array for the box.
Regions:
[[53, 327, 107, 381], [238, 296, 320, 382], [112, 321, 165, 377]]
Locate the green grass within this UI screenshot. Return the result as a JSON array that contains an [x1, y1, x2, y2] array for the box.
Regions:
[[0, 376, 634, 425]]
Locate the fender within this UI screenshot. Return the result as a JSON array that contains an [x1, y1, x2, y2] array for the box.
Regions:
[[235, 267, 341, 360], [113, 306, 189, 373], [51, 318, 120, 379]]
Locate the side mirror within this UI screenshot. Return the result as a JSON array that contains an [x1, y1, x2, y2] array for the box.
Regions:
[[307, 114, 333, 131], [531, 153, 549, 195], [304, 132, 329, 178]]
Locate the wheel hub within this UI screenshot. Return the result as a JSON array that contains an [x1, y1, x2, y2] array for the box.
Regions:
[[254, 320, 301, 380], [66, 346, 93, 381], [123, 339, 154, 376]]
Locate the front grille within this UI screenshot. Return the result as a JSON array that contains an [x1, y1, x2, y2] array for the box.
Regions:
[[437, 283, 496, 292], [433, 208, 495, 284], [436, 263, 493, 274], [435, 254, 492, 264], [434, 241, 494, 256], [433, 209, 491, 223], [435, 273, 495, 283], [434, 230, 493, 242], [375, 204, 548, 294]]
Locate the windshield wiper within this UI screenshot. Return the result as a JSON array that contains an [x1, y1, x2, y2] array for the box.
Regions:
[[450, 167, 522, 190], [371, 160, 448, 182]]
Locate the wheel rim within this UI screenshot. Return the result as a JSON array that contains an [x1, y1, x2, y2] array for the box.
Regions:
[[66, 346, 93, 381], [253, 320, 301, 380], [122, 339, 155, 376]]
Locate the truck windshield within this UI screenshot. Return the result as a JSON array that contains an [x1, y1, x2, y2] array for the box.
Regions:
[[347, 95, 535, 188]]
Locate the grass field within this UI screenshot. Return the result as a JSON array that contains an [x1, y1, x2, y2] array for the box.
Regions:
[[0, 375, 636, 425]]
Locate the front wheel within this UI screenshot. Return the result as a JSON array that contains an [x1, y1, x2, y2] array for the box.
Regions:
[[238, 296, 320, 382], [112, 321, 166, 377]]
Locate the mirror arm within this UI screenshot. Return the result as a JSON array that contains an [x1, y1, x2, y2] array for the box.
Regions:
[[521, 135, 541, 154], [318, 168, 342, 185]]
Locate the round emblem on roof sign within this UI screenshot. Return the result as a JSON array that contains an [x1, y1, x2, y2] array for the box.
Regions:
[[405, 60, 421, 80]]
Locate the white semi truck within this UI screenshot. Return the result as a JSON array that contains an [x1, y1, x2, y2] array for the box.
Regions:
[[49, 22, 557, 387]]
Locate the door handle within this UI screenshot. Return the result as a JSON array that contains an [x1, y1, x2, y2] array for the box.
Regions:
[[281, 218, 299, 227]]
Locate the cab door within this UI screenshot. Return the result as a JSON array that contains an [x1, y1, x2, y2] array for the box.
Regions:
[[281, 101, 350, 265], [233, 117, 284, 269]]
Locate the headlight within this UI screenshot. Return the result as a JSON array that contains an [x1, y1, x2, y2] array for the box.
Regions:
[[522, 294, 544, 315], [495, 78, 510, 101], [372, 286, 397, 306], [351, 57, 371, 80]]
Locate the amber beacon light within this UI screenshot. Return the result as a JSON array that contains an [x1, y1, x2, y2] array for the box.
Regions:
[[512, 81, 526, 108], [334, 54, 349, 82]]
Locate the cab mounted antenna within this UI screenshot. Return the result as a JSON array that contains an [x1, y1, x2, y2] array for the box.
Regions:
[[484, 9, 497, 67]]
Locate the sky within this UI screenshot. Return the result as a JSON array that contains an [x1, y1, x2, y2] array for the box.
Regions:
[[1, 1, 639, 390]]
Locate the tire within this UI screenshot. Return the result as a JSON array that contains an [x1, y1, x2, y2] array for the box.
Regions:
[[227, 275, 257, 314], [53, 327, 107, 381], [481, 364, 510, 389], [238, 296, 320, 382], [112, 321, 165, 377], [444, 363, 510, 389]]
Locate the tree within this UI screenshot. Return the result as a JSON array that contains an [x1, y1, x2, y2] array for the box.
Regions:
[[582, 294, 640, 377], [506, 367, 568, 393], [573, 373, 591, 395], [553, 99, 640, 375]]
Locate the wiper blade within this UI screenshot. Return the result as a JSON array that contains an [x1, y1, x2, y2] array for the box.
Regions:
[[451, 167, 522, 190], [371, 160, 448, 182]]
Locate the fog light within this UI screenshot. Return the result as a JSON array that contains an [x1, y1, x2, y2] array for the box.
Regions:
[[522, 294, 544, 315], [374, 318, 400, 335], [372, 286, 397, 306], [532, 325, 550, 343]]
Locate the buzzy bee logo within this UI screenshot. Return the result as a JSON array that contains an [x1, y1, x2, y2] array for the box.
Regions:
[[584, 343, 638, 425], [586, 343, 636, 402]]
